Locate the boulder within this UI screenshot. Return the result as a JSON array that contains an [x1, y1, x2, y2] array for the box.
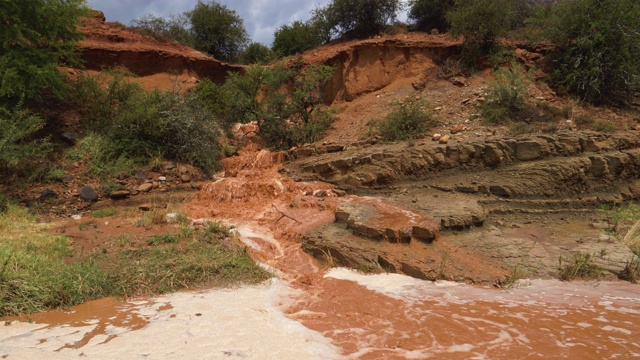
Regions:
[[79, 186, 98, 202]]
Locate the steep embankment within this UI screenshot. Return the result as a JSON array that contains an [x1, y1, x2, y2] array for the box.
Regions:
[[75, 11, 242, 90]]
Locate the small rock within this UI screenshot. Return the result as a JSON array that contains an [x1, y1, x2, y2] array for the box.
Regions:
[[164, 162, 176, 170], [79, 186, 98, 202], [62, 175, 74, 185], [159, 176, 167, 181], [461, 98, 470, 104], [116, 179, 128, 185], [332, 189, 347, 197], [180, 174, 191, 183], [438, 135, 450, 144], [71, 214, 82, 220], [477, 97, 487, 103], [60, 132, 78, 145], [434, 106, 443, 111], [138, 203, 152, 211], [109, 190, 130, 199], [39, 189, 58, 201], [432, 133, 442, 141], [138, 183, 153, 192], [450, 125, 464, 134], [191, 219, 207, 226]]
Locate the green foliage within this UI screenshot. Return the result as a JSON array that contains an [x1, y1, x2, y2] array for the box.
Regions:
[[0, 204, 269, 316], [91, 209, 118, 218], [0, 0, 87, 106], [408, 0, 454, 33], [147, 233, 180, 245], [532, 0, 640, 104], [592, 120, 616, 133], [558, 252, 604, 281], [447, 0, 527, 66], [481, 63, 530, 124], [130, 13, 194, 47], [73, 74, 222, 176], [374, 97, 437, 141], [273, 21, 324, 57], [197, 64, 335, 150], [0, 106, 50, 171], [188, 1, 249, 62], [313, 0, 403, 40], [240, 42, 275, 64]]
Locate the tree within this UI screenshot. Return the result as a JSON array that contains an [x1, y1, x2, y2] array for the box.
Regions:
[[447, 0, 526, 66], [272, 21, 323, 57], [0, 0, 87, 106], [240, 42, 275, 64], [130, 13, 194, 47], [408, 0, 454, 33], [187, 1, 249, 63], [313, 0, 403, 40], [533, 0, 640, 104], [196, 64, 335, 149]]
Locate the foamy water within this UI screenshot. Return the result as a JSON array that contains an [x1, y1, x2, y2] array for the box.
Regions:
[[0, 279, 339, 359]]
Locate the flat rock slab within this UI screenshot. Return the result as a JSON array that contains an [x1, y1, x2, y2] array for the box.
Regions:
[[336, 198, 440, 243]]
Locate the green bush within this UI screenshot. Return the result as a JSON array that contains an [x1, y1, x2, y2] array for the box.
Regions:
[[408, 0, 454, 33], [447, 0, 528, 66], [130, 13, 194, 47], [0, 106, 50, 171], [374, 97, 437, 141], [312, 0, 403, 40], [558, 252, 604, 281], [481, 63, 531, 124], [0, 0, 87, 106], [532, 0, 640, 104], [273, 21, 324, 57], [197, 64, 335, 150], [240, 42, 275, 64], [73, 74, 222, 176]]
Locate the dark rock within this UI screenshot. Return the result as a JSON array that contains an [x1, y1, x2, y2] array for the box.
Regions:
[[60, 132, 78, 145], [62, 175, 74, 185], [39, 189, 57, 201], [482, 144, 503, 166], [79, 186, 98, 202]]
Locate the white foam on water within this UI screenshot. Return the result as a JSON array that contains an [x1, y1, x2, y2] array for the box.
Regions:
[[0, 279, 340, 360]]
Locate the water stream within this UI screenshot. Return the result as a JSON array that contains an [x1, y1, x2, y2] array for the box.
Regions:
[[2, 224, 640, 359]]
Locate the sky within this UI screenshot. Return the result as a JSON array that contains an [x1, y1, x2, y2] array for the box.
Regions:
[[88, 0, 409, 46], [88, 0, 333, 46]]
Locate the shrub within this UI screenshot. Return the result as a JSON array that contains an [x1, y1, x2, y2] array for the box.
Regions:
[[0, 106, 50, 172], [273, 21, 324, 57], [240, 42, 275, 64], [481, 63, 530, 124], [374, 97, 437, 141], [197, 64, 335, 150], [312, 0, 403, 40], [0, 0, 87, 106], [532, 0, 640, 104], [130, 13, 194, 47], [447, 0, 528, 66], [73, 74, 222, 177], [408, 0, 454, 33], [558, 252, 604, 281]]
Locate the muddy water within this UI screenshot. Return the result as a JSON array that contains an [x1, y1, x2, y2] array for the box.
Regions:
[[3, 224, 640, 359]]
